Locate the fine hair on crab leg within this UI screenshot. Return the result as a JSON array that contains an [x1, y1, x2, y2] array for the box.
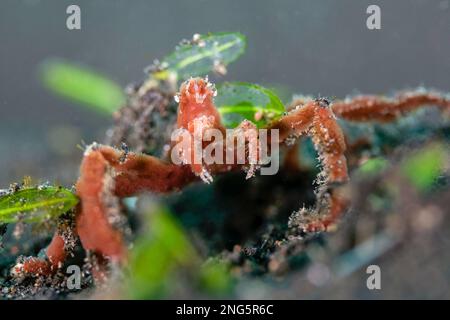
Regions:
[[289, 190, 350, 233], [331, 90, 450, 122], [225, 120, 260, 179], [270, 99, 349, 234], [270, 99, 349, 183]]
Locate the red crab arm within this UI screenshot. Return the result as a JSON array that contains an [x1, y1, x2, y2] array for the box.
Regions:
[[96, 145, 196, 196], [19, 145, 196, 276], [20, 233, 66, 276], [270, 100, 349, 183], [269, 102, 315, 142], [331, 91, 450, 122], [76, 145, 196, 261]]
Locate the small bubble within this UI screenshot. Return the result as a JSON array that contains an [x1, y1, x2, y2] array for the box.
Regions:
[[213, 60, 227, 76]]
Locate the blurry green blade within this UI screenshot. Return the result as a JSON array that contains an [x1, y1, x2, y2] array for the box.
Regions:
[[0, 186, 79, 223], [128, 205, 198, 298], [215, 82, 285, 128], [357, 157, 388, 176], [199, 259, 233, 295], [161, 32, 246, 80], [401, 143, 447, 191], [150, 207, 197, 264], [40, 59, 125, 115]]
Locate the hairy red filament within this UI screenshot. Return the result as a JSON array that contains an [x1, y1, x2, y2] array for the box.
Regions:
[[20, 234, 67, 276], [270, 100, 348, 183], [332, 91, 450, 122]]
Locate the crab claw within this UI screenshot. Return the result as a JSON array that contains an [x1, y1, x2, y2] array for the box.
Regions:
[[176, 77, 222, 130], [179, 77, 217, 105], [174, 77, 225, 182]]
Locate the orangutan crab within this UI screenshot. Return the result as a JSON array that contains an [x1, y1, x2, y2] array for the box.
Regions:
[[13, 76, 450, 279]]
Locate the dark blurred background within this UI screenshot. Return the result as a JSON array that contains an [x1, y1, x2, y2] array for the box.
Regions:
[[1, 0, 449, 186]]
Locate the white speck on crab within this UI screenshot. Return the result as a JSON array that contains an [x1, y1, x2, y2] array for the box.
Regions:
[[11, 263, 24, 278], [191, 81, 207, 104], [195, 93, 207, 104], [185, 79, 191, 95], [174, 93, 180, 103], [199, 168, 214, 184], [193, 80, 199, 92], [206, 79, 217, 97], [84, 142, 100, 156]]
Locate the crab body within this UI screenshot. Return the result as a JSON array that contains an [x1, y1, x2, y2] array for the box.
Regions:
[[15, 77, 450, 278]]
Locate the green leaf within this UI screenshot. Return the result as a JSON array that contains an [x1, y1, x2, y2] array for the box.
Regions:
[[215, 82, 286, 128], [0, 186, 79, 223], [40, 59, 125, 115], [357, 157, 388, 176], [128, 237, 174, 299], [199, 259, 233, 295], [160, 32, 246, 80], [128, 205, 198, 299], [150, 206, 197, 264], [401, 143, 447, 191]]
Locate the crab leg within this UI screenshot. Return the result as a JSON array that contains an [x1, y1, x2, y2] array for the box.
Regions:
[[267, 99, 351, 233], [18, 234, 66, 276], [270, 99, 348, 184], [18, 145, 196, 276], [78, 144, 199, 259], [332, 91, 450, 122]]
